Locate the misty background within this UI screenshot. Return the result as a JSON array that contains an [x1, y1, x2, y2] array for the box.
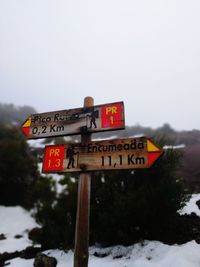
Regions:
[[1, 0, 200, 130], [2, 1, 200, 262]]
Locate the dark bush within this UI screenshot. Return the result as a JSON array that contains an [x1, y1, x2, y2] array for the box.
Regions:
[[0, 124, 39, 207], [90, 143, 187, 246], [34, 175, 78, 249]]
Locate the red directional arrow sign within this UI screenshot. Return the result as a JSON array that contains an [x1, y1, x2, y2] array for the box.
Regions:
[[42, 137, 163, 173]]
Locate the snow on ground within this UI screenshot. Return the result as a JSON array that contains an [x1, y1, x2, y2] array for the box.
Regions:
[[0, 206, 39, 253], [7, 241, 200, 267], [1, 196, 200, 267], [8, 257, 34, 267], [179, 194, 200, 217]]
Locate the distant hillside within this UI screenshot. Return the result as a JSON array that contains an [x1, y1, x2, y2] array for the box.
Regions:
[[0, 103, 37, 125]]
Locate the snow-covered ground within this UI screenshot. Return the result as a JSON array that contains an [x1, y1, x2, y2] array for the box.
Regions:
[[0, 206, 39, 254], [1, 194, 200, 267], [179, 194, 200, 216]]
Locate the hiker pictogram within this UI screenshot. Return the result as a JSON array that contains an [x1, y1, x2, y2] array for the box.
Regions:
[[66, 145, 79, 169]]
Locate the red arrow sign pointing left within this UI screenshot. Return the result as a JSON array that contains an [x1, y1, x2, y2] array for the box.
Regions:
[[21, 117, 31, 137]]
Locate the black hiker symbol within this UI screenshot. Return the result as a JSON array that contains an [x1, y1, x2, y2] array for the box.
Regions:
[[89, 109, 98, 129], [66, 145, 78, 169]]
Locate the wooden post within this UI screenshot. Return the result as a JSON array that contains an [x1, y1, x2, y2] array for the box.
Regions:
[[73, 96, 93, 267]]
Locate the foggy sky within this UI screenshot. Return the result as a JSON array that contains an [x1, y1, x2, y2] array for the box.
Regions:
[[1, 0, 200, 130]]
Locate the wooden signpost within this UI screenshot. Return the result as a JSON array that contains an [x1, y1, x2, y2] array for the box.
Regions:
[[21, 101, 125, 139], [73, 97, 92, 267], [21, 96, 163, 267]]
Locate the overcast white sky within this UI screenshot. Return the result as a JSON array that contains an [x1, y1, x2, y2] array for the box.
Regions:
[[0, 0, 200, 130]]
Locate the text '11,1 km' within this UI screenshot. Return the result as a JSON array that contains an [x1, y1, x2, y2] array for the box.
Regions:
[[42, 137, 163, 173]]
